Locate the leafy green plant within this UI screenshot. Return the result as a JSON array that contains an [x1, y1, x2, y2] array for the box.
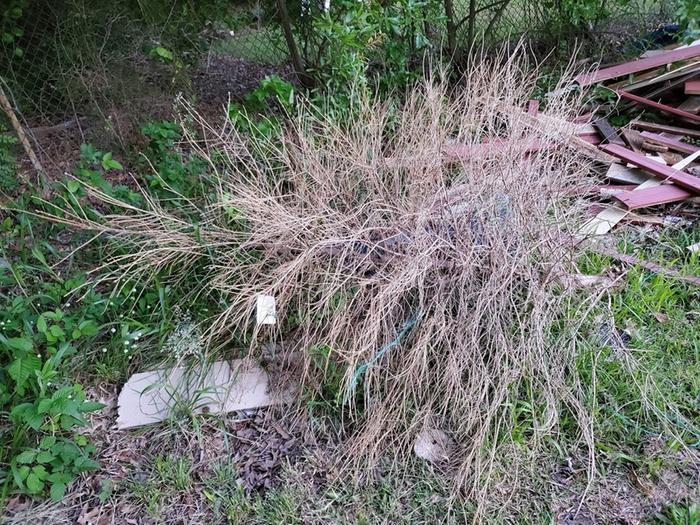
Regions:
[[0, 129, 19, 191], [302, 0, 443, 98], [543, 0, 630, 32], [678, 0, 700, 42], [227, 75, 296, 138], [656, 503, 699, 525], [0, 0, 26, 58], [0, 301, 104, 502], [11, 413, 100, 501], [66, 143, 140, 205], [141, 121, 206, 198]]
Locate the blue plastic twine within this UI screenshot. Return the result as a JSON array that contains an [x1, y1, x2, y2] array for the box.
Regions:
[[345, 312, 421, 400]]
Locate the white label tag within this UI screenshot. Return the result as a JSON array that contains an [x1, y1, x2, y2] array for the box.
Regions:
[[256, 295, 276, 325]]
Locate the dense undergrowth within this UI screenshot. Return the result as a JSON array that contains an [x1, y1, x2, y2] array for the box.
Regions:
[[1, 49, 698, 523], [1, 1, 700, 516]]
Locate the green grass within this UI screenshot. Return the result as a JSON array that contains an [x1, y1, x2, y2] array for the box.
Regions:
[[579, 228, 700, 447]]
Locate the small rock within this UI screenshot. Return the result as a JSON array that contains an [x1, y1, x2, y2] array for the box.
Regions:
[[414, 428, 453, 463]]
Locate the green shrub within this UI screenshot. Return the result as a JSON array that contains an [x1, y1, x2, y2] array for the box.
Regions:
[[301, 0, 443, 98]]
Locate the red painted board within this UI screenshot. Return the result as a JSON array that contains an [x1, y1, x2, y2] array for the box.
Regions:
[[599, 143, 700, 194], [612, 185, 692, 209], [686, 79, 700, 95], [577, 132, 602, 145], [575, 45, 700, 87], [631, 120, 700, 139], [573, 112, 595, 123], [639, 131, 700, 154], [618, 90, 700, 123], [527, 99, 539, 116]]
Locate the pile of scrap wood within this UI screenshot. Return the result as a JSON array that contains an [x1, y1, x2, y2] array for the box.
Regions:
[[569, 38, 700, 256]]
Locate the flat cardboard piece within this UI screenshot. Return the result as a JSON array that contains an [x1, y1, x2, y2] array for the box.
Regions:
[[117, 359, 279, 429]]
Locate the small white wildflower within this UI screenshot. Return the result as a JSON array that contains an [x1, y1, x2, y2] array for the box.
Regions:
[[123, 348, 129, 354], [101, 347, 107, 353], [37, 354, 41, 358], [65, 302, 71, 308], [162, 312, 202, 361], [128, 355, 133, 360], [110, 327, 116, 333], [124, 340, 130, 346]]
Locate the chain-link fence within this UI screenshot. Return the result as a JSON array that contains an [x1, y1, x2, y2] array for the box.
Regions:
[[0, 0, 682, 129], [445, 0, 677, 46]]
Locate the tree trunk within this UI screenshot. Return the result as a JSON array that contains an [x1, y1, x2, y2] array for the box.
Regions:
[[276, 0, 313, 88], [467, 0, 476, 47], [444, 0, 457, 58]]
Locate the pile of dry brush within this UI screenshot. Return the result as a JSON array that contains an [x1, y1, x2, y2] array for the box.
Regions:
[[47, 48, 617, 508]]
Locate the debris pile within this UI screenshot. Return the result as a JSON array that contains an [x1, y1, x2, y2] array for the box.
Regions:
[[570, 39, 700, 258]]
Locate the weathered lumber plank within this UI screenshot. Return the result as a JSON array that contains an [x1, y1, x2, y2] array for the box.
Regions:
[[575, 44, 700, 86], [618, 90, 700, 123], [639, 131, 700, 154], [600, 144, 700, 193]]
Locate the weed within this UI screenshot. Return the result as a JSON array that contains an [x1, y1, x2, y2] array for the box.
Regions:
[[47, 48, 609, 517], [0, 292, 104, 502], [141, 121, 207, 199], [154, 455, 193, 492], [0, 127, 18, 192], [227, 75, 296, 139], [657, 502, 700, 525]]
